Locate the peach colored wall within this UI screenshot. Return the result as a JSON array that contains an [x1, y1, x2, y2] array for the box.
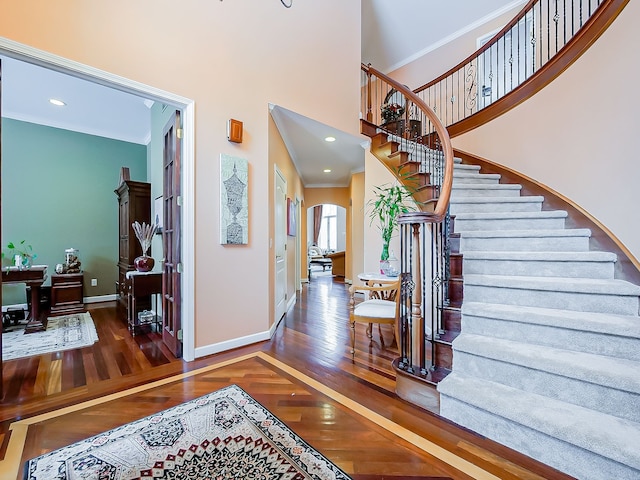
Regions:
[[349, 172, 365, 283], [0, 0, 362, 351], [270, 116, 304, 318], [453, 0, 640, 262], [304, 188, 351, 210]]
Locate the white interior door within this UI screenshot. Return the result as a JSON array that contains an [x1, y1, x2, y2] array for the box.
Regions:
[[275, 167, 287, 321]]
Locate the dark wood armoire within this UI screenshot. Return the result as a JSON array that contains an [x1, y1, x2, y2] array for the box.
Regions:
[[115, 180, 151, 320]]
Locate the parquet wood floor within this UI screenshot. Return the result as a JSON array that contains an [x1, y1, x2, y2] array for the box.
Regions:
[[0, 271, 574, 480]]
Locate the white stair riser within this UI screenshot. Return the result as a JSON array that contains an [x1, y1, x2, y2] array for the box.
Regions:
[[453, 164, 481, 173], [454, 216, 565, 232], [453, 175, 500, 185], [461, 314, 640, 362], [439, 396, 640, 480], [463, 257, 615, 279], [450, 201, 542, 214], [453, 351, 640, 423], [451, 186, 521, 198], [464, 284, 640, 315], [460, 235, 590, 252]]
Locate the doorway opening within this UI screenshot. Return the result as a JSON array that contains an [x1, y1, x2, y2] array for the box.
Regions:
[[0, 39, 195, 364]]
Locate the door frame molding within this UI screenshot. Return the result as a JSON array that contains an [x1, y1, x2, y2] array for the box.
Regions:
[[0, 37, 197, 361], [274, 165, 287, 323]]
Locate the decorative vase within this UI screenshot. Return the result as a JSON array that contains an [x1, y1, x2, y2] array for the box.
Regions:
[[379, 259, 390, 275], [134, 255, 155, 272], [14, 254, 32, 270], [385, 251, 399, 277]]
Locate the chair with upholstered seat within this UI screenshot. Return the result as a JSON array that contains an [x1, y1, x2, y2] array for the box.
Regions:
[[348, 275, 404, 359]]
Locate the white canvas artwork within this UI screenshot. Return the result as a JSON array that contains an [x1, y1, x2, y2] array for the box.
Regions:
[[220, 154, 249, 245]]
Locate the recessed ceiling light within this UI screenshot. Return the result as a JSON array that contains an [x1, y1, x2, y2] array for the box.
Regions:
[[324, 136, 336, 142], [49, 98, 66, 106], [323, 169, 332, 173]]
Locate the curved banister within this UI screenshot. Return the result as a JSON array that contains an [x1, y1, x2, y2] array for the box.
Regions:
[[361, 63, 454, 223], [412, 0, 629, 137]]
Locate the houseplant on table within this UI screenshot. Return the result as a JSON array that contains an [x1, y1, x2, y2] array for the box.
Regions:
[[367, 183, 416, 275], [4, 240, 37, 270]]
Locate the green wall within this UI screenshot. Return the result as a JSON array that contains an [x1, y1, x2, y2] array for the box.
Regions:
[[1, 119, 147, 305]]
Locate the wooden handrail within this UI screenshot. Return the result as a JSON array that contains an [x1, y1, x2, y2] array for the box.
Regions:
[[361, 64, 454, 223]]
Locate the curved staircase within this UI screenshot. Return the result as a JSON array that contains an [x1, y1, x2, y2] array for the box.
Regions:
[[438, 155, 640, 480]]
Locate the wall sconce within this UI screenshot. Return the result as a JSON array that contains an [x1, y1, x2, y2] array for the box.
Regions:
[[227, 119, 243, 143]]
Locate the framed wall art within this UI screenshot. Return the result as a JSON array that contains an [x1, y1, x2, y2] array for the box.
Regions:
[[220, 154, 249, 245], [287, 197, 297, 237], [154, 195, 163, 234]]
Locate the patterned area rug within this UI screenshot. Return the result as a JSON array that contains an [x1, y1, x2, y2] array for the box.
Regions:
[[24, 384, 352, 480], [2, 312, 98, 361]]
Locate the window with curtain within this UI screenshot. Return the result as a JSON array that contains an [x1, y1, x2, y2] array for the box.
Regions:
[[317, 204, 337, 252]]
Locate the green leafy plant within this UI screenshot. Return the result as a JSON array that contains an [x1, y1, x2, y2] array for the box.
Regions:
[[367, 183, 416, 261], [5, 240, 36, 264]]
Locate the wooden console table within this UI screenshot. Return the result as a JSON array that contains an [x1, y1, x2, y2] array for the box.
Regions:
[[1, 265, 48, 333]]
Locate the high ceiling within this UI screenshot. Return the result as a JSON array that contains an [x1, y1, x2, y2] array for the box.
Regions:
[[0, 1, 520, 186]]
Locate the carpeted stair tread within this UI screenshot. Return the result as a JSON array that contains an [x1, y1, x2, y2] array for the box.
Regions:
[[463, 273, 640, 296], [452, 333, 640, 393], [450, 196, 544, 204], [453, 172, 501, 183], [450, 196, 544, 213], [452, 183, 522, 191], [462, 251, 617, 262], [454, 210, 567, 221], [437, 373, 640, 471], [453, 163, 481, 172], [462, 250, 617, 279], [462, 301, 640, 338], [459, 228, 591, 239]]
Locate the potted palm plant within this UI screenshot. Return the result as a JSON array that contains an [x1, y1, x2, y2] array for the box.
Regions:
[[367, 183, 416, 274]]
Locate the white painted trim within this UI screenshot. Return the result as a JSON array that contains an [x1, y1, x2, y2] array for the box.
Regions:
[[2, 303, 28, 312], [84, 294, 117, 304], [286, 294, 296, 312], [0, 36, 196, 363], [383, 0, 528, 73], [194, 330, 271, 358], [181, 102, 196, 362]]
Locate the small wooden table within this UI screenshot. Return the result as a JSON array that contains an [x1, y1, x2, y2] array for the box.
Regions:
[[50, 272, 85, 316], [1, 265, 48, 333], [126, 270, 162, 335]]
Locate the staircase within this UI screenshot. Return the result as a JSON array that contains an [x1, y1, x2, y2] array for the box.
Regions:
[[438, 157, 640, 480]]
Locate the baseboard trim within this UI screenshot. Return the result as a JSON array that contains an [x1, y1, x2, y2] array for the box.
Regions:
[[2, 303, 28, 312], [194, 330, 271, 358], [84, 294, 117, 304]]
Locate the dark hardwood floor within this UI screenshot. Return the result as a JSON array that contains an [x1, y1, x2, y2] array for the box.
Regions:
[[0, 269, 574, 479]]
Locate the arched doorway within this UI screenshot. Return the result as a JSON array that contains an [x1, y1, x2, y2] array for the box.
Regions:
[[307, 203, 346, 279]]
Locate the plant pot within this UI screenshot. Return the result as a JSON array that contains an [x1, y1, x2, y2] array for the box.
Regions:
[[379, 259, 390, 275], [14, 254, 32, 270], [134, 255, 155, 272]]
